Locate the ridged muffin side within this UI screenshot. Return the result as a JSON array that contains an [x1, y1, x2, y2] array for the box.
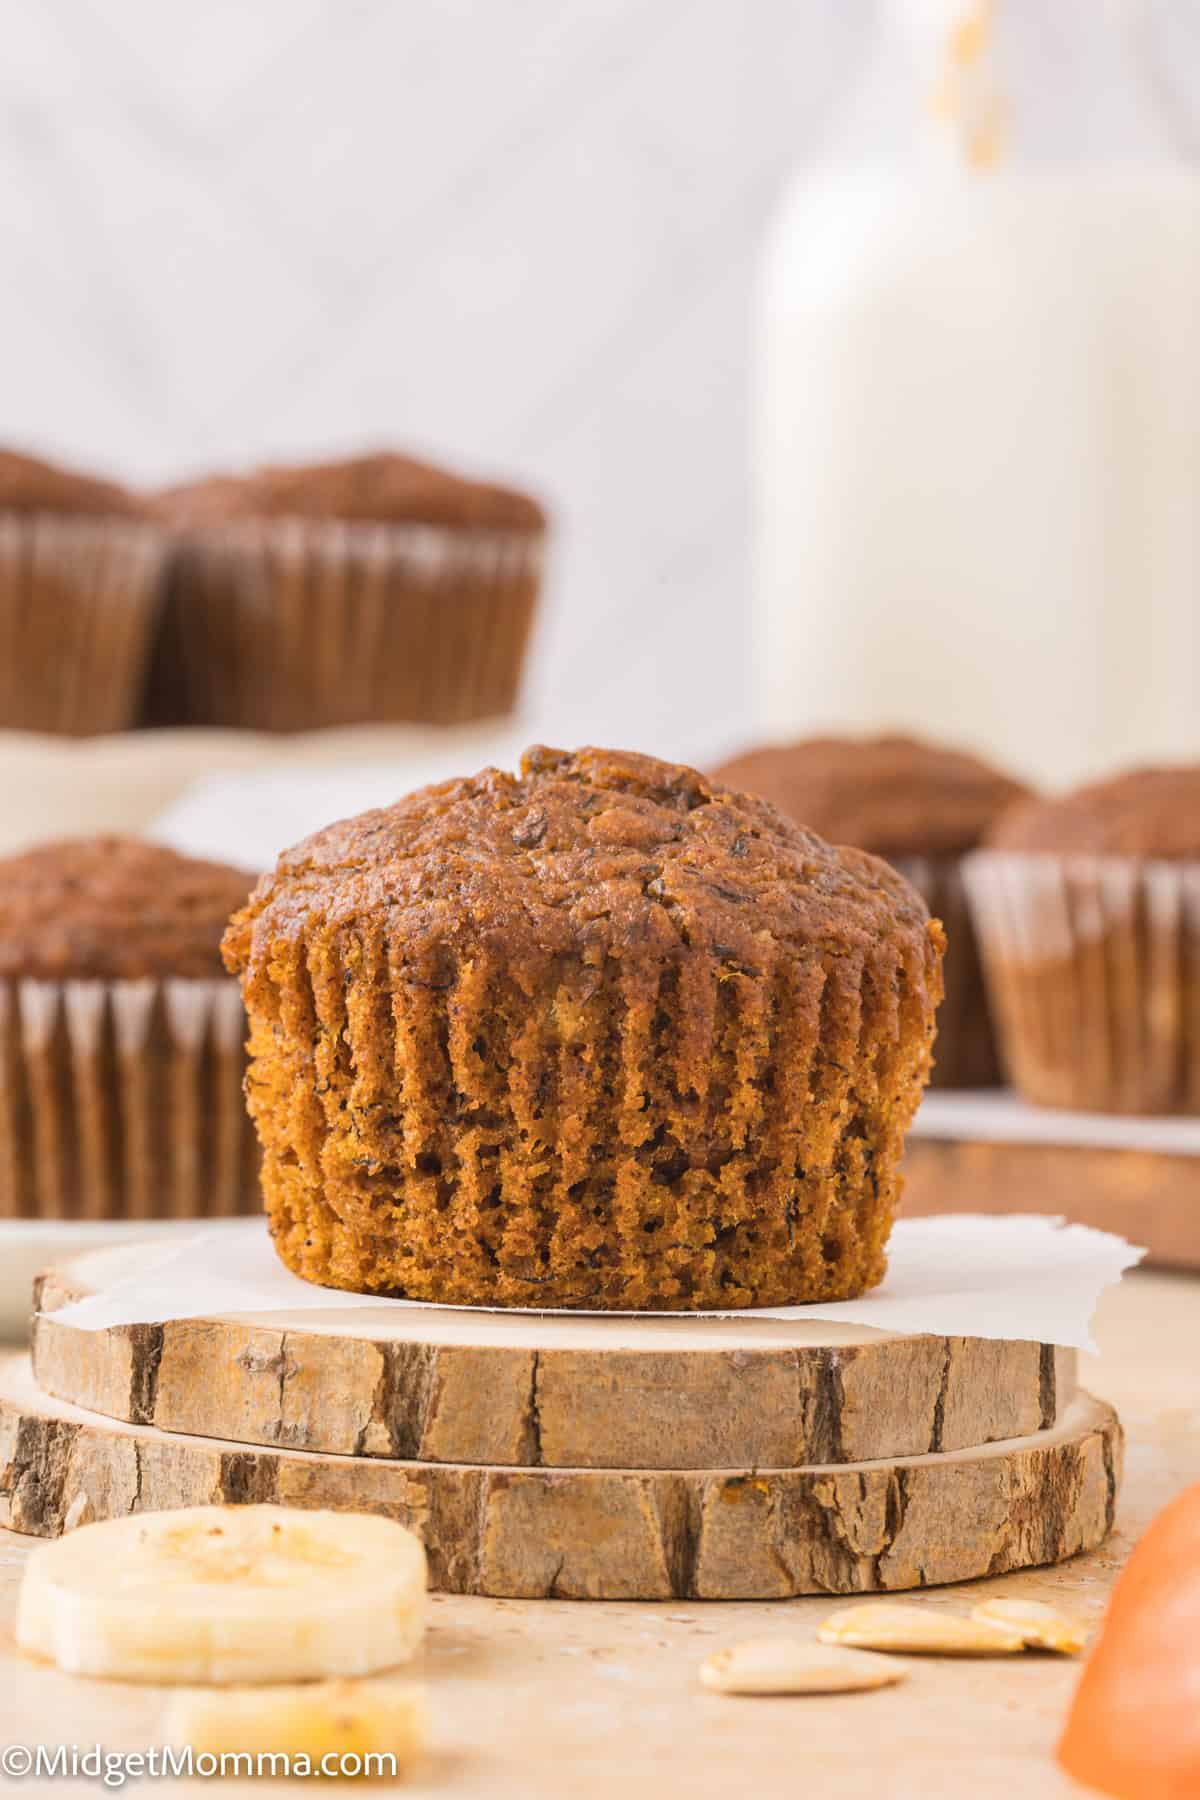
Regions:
[[0, 449, 167, 736], [149, 452, 546, 731], [223, 747, 945, 1309], [0, 837, 258, 1220], [969, 767, 1200, 1113]]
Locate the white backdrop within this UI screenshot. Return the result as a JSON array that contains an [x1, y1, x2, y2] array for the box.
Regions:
[[1, 2, 1197, 768], [0, 0, 875, 767]]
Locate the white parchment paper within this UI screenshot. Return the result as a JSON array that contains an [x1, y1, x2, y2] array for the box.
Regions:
[[49, 1214, 1143, 1351]]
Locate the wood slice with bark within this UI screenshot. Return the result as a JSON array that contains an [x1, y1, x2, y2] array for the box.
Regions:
[[32, 1244, 1076, 1470], [0, 1354, 1121, 1601]]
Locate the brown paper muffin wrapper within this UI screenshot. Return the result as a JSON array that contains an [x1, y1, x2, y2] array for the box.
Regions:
[[244, 912, 941, 1309], [891, 855, 1001, 1089], [964, 851, 1200, 1115], [0, 514, 167, 735], [147, 518, 545, 731], [0, 976, 260, 1220]]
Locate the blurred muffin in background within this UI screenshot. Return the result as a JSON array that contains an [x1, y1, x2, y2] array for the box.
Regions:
[[710, 734, 1031, 1088], [0, 837, 258, 1221], [0, 449, 166, 736], [968, 767, 1200, 1115], [146, 450, 547, 732]]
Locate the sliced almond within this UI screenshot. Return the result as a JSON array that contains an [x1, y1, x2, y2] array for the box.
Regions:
[[700, 1638, 908, 1695], [970, 1598, 1086, 1655], [817, 1603, 1024, 1656]]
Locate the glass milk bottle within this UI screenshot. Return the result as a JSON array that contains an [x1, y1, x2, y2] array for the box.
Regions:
[[755, 0, 1200, 787]]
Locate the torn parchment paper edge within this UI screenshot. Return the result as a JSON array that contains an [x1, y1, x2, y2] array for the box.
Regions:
[[47, 1213, 1145, 1352]]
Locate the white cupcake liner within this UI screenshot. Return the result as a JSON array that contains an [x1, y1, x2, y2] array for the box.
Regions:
[[0, 514, 167, 735], [964, 851, 1200, 1115], [891, 854, 1001, 1088], [153, 517, 545, 731], [0, 976, 258, 1221]]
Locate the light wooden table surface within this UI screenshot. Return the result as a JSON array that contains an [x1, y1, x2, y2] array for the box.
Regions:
[[0, 1267, 1196, 1799]]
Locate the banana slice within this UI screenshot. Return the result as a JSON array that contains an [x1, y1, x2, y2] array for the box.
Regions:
[[162, 1676, 428, 1770], [17, 1505, 426, 1684]]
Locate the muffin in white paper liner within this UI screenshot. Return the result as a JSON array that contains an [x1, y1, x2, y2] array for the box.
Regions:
[[0, 976, 257, 1222], [891, 854, 1000, 1089], [152, 518, 544, 731], [0, 515, 167, 735], [965, 851, 1200, 1115]]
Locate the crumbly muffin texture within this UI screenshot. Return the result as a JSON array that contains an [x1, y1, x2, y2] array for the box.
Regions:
[[988, 766, 1200, 858], [158, 450, 545, 534], [0, 837, 254, 981], [224, 747, 944, 1310], [712, 735, 1030, 859]]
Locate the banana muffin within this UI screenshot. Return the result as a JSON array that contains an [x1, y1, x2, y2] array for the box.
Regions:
[[224, 746, 945, 1309], [0, 449, 166, 735], [968, 766, 1200, 1114], [0, 837, 258, 1219], [711, 735, 1029, 1088], [147, 450, 547, 731]]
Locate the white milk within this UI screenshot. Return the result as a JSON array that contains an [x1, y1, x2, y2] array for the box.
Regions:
[[755, 0, 1200, 786]]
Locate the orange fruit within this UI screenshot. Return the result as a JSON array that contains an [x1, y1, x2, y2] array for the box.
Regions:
[[1058, 1481, 1200, 1798]]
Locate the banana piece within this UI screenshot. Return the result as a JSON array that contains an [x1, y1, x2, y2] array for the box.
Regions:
[[162, 1676, 428, 1770], [17, 1505, 426, 1684]]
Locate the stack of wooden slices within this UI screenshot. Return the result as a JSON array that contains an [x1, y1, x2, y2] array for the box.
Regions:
[[0, 1240, 1120, 1601]]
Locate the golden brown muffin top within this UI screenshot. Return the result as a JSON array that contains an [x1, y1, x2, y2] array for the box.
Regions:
[[0, 837, 255, 981], [710, 734, 1030, 859], [157, 450, 546, 533], [224, 745, 934, 985], [987, 766, 1200, 859], [0, 448, 150, 520]]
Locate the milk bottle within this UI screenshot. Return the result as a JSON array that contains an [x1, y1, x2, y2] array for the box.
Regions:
[[756, 0, 1200, 786]]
